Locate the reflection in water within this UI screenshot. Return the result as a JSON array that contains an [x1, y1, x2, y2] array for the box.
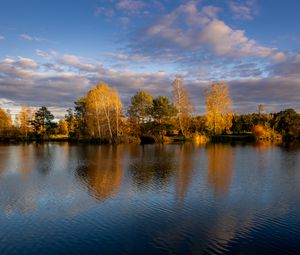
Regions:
[[175, 144, 195, 202], [0, 143, 299, 255], [207, 144, 234, 196], [280, 142, 300, 179], [32, 143, 54, 175], [19, 145, 34, 176], [75, 145, 124, 201], [0, 145, 10, 176], [129, 145, 176, 190]]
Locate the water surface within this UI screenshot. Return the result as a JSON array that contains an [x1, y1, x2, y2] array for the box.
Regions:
[[0, 143, 300, 254]]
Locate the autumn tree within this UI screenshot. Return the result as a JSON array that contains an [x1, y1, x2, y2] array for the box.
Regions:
[[172, 77, 194, 137], [231, 113, 270, 134], [0, 106, 12, 138], [271, 109, 300, 139], [31, 106, 56, 138], [112, 88, 122, 137], [57, 119, 68, 135], [85, 82, 122, 141], [205, 82, 232, 135], [16, 106, 33, 138]]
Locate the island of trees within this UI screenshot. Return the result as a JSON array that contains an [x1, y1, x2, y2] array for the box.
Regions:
[[0, 78, 299, 144]]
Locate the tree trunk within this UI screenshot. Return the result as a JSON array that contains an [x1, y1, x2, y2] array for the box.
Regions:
[[116, 99, 119, 137], [104, 98, 113, 140], [176, 84, 184, 136], [92, 93, 101, 138]]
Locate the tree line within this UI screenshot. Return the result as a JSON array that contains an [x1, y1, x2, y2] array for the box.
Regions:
[[0, 78, 299, 143]]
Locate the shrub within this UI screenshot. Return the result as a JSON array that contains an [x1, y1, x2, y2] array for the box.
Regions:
[[251, 124, 282, 141]]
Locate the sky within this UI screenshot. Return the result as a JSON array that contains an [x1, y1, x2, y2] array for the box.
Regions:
[[0, 0, 300, 117]]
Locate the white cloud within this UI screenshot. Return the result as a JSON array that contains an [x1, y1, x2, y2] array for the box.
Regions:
[[228, 0, 258, 21], [294, 54, 300, 63], [0, 53, 299, 115], [109, 52, 149, 62], [0, 35, 5, 40], [16, 57, 39, 69], [271, 54, 300, 78], [19, 34, 33, 41], [0, 57, 38, 73], [36, 49, 55, 60], [139, 1, 276, 59], [120, 16, 130, 26], [58, 54, 97, 72], [116, 0, 144, 11], [272, 52, 287, 62], [19, 33, 49, 43], [229, 76, 300, 112], [0, 54, 172, 112], [43, 63, 64, 72], [94, 7, 115, 17]]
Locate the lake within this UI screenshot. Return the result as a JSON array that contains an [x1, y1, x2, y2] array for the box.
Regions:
[[0, 143, 300, 254]]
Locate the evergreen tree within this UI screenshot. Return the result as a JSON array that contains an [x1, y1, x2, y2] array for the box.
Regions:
[[31, 106, 56, 138]]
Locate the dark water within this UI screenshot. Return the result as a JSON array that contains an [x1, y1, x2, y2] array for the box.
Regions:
[[0, 143, 300, 255]]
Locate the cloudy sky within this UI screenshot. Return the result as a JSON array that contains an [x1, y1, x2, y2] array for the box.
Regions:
[[0, 0, 300, 117]]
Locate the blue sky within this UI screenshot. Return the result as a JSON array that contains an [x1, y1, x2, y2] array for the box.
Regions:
[[0, 0, 300, 116]]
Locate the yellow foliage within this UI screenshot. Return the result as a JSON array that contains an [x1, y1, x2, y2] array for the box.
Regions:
[[58, 119, 68, 135], [193, 132, 209, 144], [16, 106, 33, 137], [205, 82, 232, 134], [0, 107, 12, 137], [251, 124, 282, 141], [85, 82, 122, 140]]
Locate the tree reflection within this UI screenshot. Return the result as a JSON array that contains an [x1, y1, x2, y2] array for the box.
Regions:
[[75, 145, 124, 201], [33, 143, 54, 175], [19, 144, 34, 176], [0, 145, 10, 176], [176, 143, 195, 202], [207, 144, 234, 197], [129, 145, 176, 189]]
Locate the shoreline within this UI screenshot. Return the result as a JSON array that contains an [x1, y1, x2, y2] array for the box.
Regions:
[[0, 134, 298, 145]]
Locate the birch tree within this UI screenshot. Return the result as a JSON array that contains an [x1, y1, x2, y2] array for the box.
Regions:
[[16, 106, 33, 138], [85, 82, 122, 140], [111, 88, 122, 137], [172, 77, 193, 136]]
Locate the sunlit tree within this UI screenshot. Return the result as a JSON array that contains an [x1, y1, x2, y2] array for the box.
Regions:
[[57, 119, 69, 135], [205, 82, 232, 135], [172, 77, 194, 136], [16, 106, 33, 138], [0, 106, 12, 138], [111, 88, 122, 137], [85, 82, 122, 140]]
